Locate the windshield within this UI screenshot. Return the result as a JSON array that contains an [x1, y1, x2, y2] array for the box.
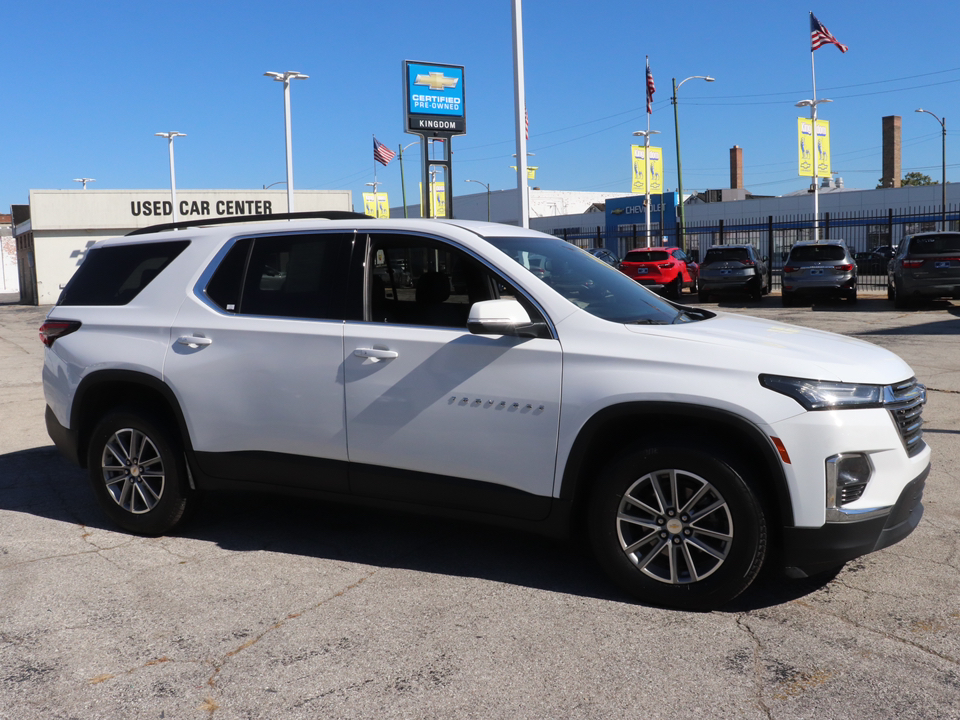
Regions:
[[789, 245, 847, 262], [487, 236, 707, 324], [624, 250, 670, 263], [908, 234, 960, 255], [703, 247, 749, 264]]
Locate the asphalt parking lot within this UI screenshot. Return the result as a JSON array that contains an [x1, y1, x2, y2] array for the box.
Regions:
[[1, 292, 958, 719]]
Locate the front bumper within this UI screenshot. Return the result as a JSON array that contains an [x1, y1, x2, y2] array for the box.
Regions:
[[781, 463, 928, 576]]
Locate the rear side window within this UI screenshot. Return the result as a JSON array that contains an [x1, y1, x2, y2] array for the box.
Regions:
[[703, 248, 749, 264], [59, 240, 189, 306], [789, 245, 847, 262], [206, 233, 350, 320], [908, 234, 960, 255], [624, 251, 669, 262]]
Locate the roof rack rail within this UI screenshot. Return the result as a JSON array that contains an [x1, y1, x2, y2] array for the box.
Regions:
[[126, 210, 371, 236]]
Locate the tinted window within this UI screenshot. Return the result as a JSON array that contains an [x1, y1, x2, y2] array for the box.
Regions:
[[236, 234, 348, 320], [703, 248, 749, 264], [789, 245, 847, 262], [205, 238, 253, 312], [908, 234, 960, 255], [625, 250, 670, 262], [59, 240, 189, 306]]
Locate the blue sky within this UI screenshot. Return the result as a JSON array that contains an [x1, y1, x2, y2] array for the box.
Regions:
[[4, 0, 958, 214]]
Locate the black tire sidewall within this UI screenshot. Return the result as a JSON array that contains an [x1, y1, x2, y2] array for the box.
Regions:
[[588, 444, 766, 610], [86, 409, 190, 535]]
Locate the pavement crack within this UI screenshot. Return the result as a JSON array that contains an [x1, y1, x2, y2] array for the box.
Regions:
[[792, 599, 960, 666], [202, 566, 381, 718], [735, 615, 774, 719]]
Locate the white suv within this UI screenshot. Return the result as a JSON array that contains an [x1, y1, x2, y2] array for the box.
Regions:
[[41, 214, 930, 610]]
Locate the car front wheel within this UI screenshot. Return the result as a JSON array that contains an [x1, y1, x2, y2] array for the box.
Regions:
[[587, 442, 767, 610], [87, 408, 193, 535]]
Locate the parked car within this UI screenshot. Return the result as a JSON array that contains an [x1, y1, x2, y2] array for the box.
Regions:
[[781, 240, 858, 305], [618, 246, 699, 299], [585, 247, 620, 268], [855, 245, 895, 275], [698, 245, 768, 302], [888, 231, 960, 308], [41, 213, 929, 611]]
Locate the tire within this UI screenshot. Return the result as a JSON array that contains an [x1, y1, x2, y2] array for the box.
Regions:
[[587, 442, 767, 610], [887, 282, 895, 301], [893, 280, 910, 309], [86, 408, 193, 535], [698, 289, 710, 303], [781, 291, 793, 307], [749, 277, 763, 301], [668, 276, 683, 301], [846, 289, 858, 303]]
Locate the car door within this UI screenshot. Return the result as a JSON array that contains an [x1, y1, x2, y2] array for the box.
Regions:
[[342, 232, 562, 520], [163, 231, 353, 493]]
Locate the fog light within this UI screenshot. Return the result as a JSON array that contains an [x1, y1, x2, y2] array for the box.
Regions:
[[826, 453, 872, 509]]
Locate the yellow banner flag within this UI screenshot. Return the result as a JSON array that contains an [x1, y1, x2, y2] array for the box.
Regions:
[[797, 118, 832, 178], [631, 145, 664, 193]]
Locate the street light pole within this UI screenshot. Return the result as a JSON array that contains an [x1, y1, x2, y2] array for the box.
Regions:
[[672, 75, 714, 252], [264, 71, 309, 213], [632, 130, 660, 247], [795, 98, 832, 242], [464, 179, 491, 221], [155, 132, 186, 224], [916, 108, 947, 231], [398, 140, 419, 218]]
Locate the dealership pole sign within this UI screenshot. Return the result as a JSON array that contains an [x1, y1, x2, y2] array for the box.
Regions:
[[403, 60, 466, 218], [797, 118, 832, 178]]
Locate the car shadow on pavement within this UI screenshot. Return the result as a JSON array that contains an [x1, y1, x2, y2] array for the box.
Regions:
[[1, 446, 836, 612]]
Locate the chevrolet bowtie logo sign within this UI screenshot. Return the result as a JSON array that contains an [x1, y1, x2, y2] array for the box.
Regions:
[[414, 72, 459, 92]]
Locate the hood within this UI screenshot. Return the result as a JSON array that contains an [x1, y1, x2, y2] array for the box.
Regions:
[[624, 311, 913, 385]]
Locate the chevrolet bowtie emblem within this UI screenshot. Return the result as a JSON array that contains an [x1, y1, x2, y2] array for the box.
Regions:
[[414, 72, 459, 92]]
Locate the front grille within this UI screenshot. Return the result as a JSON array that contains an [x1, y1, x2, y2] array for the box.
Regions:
[[884, 378, 926, 457]]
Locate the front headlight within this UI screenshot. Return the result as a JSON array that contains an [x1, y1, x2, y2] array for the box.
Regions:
[[759, 374, 883, 410]]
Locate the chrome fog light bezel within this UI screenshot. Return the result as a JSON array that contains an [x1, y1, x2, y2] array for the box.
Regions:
[[825, 453, 887, 522]]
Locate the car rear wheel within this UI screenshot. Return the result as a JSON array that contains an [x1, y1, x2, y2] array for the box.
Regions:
[[87, 408, 193, 535], [587, 442, 767, 610], [781, 291, 794, 307], [892, 280, 910, 309]]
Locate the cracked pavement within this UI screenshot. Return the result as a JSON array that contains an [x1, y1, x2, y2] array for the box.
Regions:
[[1, 294, 958, 719]]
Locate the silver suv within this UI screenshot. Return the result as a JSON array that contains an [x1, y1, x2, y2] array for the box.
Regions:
[[698, 244, 768, 302], [40, 213, 930, 610], [781, 240, 858, 306]]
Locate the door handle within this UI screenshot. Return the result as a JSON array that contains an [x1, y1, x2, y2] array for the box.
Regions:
[[354, 347, 398, 360], [176, 335, 213, 348]]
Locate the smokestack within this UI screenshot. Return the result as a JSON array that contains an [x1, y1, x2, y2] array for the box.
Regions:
[[730, 145, 743, 189], [882, 116, 902, 188]]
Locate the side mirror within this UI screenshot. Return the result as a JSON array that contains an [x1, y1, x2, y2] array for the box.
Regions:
[[467, 299, 539, 337]]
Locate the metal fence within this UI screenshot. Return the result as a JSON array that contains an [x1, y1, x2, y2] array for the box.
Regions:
[[549, 205, 959, 291]]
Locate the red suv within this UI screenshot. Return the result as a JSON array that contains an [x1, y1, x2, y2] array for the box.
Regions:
[[619, 247, 699, 299]]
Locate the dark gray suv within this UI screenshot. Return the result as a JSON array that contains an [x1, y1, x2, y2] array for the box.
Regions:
[[888, 231, 960, 308], [698, 245, 768, 302]]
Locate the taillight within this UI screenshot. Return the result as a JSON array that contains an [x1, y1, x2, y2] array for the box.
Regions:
[[902, 259, 924, 268], [834, 264, 854, 272], [39, 321, 82, 347], [658, 262, 674, 269], [784, 265, 799, 273], [741, 259, 755, 266]]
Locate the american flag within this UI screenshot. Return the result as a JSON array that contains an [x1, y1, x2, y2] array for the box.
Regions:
[[645, 57, 656, 114], [373, 136, 396, 166], [811, 13, 848, 53]]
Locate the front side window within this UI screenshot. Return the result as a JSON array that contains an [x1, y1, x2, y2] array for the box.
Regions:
[[488, 237, 705, 325], [365, 234, 543, 331], [59, 240, 189, 306]]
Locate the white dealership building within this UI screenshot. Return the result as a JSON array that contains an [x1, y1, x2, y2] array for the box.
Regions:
[[13, 189, 351, 304]]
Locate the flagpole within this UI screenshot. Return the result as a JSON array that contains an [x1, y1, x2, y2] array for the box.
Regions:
[[810, 13, 820, 242]]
